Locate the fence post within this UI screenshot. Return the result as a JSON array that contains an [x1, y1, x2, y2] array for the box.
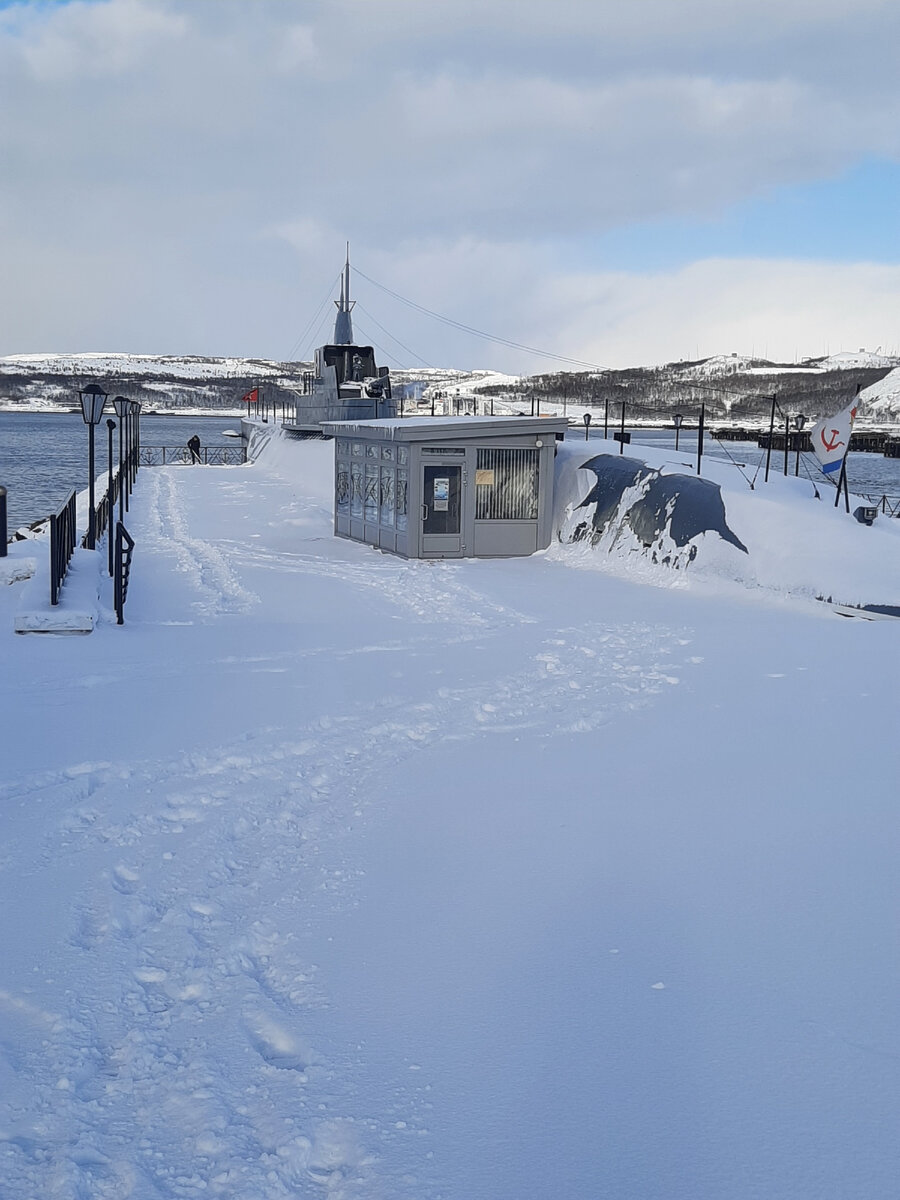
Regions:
[[697, 403, 705, 476], [0, 485, 6, 558]]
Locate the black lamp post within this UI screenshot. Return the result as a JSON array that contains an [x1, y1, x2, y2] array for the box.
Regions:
[[794, 413, 807, 476], [79, 383, 108, 549], [129, 401, 141, 496], [106, 418, 116, 575], [673, 412, 684, 451], [123, 402, 131, 511], [113, 397, 128, 523]]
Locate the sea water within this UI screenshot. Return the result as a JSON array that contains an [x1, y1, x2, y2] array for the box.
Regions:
[[4, 412, 900, 536], [0, 412, 245, 531], [619, 427, 900, 502]]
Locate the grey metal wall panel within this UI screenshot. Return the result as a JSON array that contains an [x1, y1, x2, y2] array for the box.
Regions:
[[473, 523, 537, 557]]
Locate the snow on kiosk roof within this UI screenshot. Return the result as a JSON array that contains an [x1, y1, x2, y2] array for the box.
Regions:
[[322, 415, 569, 559]]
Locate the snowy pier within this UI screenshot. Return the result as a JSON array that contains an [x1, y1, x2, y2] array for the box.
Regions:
[[1, 431, 898, 1198]]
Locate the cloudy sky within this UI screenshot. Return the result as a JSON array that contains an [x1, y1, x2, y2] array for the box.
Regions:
[[2, 0, 900, 371]]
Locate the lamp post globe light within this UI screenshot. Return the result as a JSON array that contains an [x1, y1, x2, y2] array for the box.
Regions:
[[78, 383, 108, 549], [673, 412, 684, 452]]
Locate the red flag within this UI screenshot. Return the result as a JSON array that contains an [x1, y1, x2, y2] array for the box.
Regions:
[[241, 387, 259, 404]]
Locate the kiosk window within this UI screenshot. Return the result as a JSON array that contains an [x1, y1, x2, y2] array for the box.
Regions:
[[475, 448, 538, 520]]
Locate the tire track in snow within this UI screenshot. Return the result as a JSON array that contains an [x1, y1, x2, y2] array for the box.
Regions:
[[137, 470, 258, 618]]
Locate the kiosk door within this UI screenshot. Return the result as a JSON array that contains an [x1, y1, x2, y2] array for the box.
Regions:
[[421, 464, 463, 556]]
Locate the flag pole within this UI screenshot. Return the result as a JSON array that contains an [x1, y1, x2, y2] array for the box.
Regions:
[[833, 456, 847, 509], [833, 383, 861, 512], [764, 394, 776, 483]]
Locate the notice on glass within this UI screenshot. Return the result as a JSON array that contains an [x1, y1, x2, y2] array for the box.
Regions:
[[475, 469, 494, 486], [434, 478, 450, 511]]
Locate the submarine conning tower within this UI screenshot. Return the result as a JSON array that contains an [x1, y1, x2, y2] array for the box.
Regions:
[[284, 245, 396, 434]]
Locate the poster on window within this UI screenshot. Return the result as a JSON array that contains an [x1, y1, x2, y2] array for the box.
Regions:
[[433, 477, 450, 511]]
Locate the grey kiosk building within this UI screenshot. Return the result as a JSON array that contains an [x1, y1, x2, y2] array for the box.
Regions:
[[322, 415, 569, 559]]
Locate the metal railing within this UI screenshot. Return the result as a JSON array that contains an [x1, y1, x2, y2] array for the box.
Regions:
[[95, 470, 120, 547], [855, 492, 900, 517], [138, 445, 247, 466], [114, 521, 135, 624], [50, 489, 77, 605], [83, 461, 125, 551]]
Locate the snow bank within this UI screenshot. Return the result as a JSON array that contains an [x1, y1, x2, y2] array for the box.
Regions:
[[14, 545, 102, 634], [553, 438, 900, 609]]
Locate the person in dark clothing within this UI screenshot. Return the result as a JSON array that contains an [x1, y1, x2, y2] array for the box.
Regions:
[[187, 434, 201, 464]]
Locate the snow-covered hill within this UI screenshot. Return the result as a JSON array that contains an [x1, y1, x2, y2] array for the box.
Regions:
[[0, 352, 302, 381], [858, 366, 900, 420], [4, 349, 900, 422], [0, 353, 313, 412]]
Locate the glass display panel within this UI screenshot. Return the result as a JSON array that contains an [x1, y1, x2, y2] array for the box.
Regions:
[[364, 463, 379, 521], [336, 461, 350, 514], [350, 461, 364, 517], [397, 446, 409, 464], [380, 467, 395, 526], [396, 468, 408, 531]]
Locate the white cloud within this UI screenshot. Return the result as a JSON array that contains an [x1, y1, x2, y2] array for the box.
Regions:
[[0, 0, 899, 365], [554, 258, 900, 369], [11, 0, 186, 81], [274, 23, 317, 73], [293, 239, 900, 372]]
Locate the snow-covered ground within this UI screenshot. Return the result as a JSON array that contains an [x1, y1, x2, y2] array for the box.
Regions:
[[1, 431, 898, 1198]]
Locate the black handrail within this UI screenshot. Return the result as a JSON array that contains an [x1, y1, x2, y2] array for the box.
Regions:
[[114, 521, 135, 625], [50, 489, 77, 605], [83, 461, 124, 550]]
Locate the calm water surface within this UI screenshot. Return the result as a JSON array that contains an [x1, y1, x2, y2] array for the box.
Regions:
[[4, 413, 900, 535], [621, 427, 900, 499], [0, 412, 244, 530]]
